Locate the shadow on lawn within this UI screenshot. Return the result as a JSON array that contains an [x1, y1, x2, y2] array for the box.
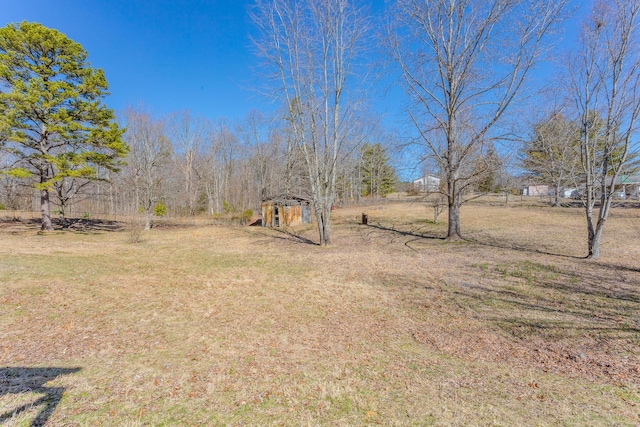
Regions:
[[362, 222, 445, 251], [363, 220, 587, 259], [363, 222, 445, 241], [451, 261, 640, 342], [271, 228, 317, 245], [0, 217, 121, 232], [0, 367, 80, 426], [465, 235, 585, 260]]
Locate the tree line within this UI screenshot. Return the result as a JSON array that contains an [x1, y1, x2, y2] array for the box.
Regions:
[[0, 21, 397, 237], [2, 0, 640, 258]]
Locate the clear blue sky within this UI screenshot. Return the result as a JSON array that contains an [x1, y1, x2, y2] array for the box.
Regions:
[[2, 0, 269, 120], [2, 0, 584, 119], [2, 0, 586, 179], [1, 0, 400, 123]]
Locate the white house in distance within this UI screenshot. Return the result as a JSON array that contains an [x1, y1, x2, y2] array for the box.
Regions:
[[413, 175, 441, 192]]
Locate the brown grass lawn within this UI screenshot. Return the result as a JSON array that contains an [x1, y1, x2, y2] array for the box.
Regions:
[[0, 198, 639, 426]]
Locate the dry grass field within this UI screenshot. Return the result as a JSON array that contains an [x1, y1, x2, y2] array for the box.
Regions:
[[1, 198, 639, 426]]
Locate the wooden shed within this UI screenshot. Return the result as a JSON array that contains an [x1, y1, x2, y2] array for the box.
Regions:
[[261, 195, 312, 227]]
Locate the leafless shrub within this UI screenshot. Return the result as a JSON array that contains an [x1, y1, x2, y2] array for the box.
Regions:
[[124, 214, 146, 243], [430, 196, 446, 223]]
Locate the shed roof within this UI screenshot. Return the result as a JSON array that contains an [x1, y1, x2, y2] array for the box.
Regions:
[[262, 194, 312, 205]]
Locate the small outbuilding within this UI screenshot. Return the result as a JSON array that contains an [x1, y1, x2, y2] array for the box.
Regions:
[[523, 185, 549, 196], [617, 175, 640, 199], [261, 194, 312, 227]]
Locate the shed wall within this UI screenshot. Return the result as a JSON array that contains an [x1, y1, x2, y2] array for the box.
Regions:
[[261, 200, 312, 227]]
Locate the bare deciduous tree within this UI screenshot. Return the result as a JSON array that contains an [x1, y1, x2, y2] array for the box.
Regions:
[[170, 110, 206, 215], [521, 111, 580, 207], [239, 110, 278, 202], [251, 0, 372, 245], [198, 119, 237, 215], [122, 106, 171, 230], [568, 0, 640, 259], [390, 0, 567, 240]]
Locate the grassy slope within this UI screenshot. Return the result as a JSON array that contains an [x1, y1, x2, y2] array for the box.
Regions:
[[0, 199, 639, 426]]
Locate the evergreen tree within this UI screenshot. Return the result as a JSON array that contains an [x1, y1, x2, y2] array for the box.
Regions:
[[358, 143, 397, 198], [0, 22, 126, 230], [474, 144, 503, 193]]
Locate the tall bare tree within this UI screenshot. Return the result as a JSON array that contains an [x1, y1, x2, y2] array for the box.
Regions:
[[122, 106, 171, 230], [568, 0, 640, 259], [238, 110, 277, 201], [251, 0, 372, 245], [390, 0, 567, 240], [198, 119, 238, 215], [169, 110, 206, 215]]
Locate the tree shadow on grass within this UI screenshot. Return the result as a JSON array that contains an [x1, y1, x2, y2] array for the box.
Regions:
[[271, 228, 317, 245], [364, 222, 445, 240], [0, 217, 122, 233], [464, 235, 585, 260], [450, 261, 640, 343], [0, 367, 80, 426], [246, 227, 319, 246], [365, 220, 587, 259]]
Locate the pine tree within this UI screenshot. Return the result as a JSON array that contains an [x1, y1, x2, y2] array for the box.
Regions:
[[0, 22, 127, 230], [358, 143, 397, 198]]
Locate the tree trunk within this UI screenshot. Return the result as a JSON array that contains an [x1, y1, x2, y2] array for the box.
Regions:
[[186, 167, 193, 215], [587, 218, 604, 259], [446, 173, 462, 240], [555, 181, 561, 207], [314, 203, 331, 246], [447, 197, 462, 240], [588, 190, 613, 259], [145, 212, 151, 231], [585, 200, 597, 258], [314, 209, 325, 245], [322, 205, 331, 246], [40, 188, 53, 231]]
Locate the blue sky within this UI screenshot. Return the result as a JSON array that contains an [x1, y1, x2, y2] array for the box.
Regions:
[[1, 0, 401, 123], [2, 0, 269, 120], [0, 0, 420, 125], [2, 0, 584, 121], [2, 0, 586, 179]]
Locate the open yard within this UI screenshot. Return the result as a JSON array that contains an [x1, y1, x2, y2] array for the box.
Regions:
[[1, 198, 639, 426]]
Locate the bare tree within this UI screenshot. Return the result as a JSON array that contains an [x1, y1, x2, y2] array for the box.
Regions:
[[169, 110, 206, 215], [568, 0, 640, 259], [51, 175, 94, 220], [198, 119, 238, 215], [0, 151, 31, 210], [122, 106, 171, 230], [251, 0, 372, 245], [238, 110, 278, 203], [390, 0, 567, 240]]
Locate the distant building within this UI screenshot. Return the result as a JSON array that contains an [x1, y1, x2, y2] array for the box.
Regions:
[[523, 185, 549, 196], [559, 188, 578, 199], [556, 175, 640, 200], [617, 175, 640, 199], [413, 175, 441, 192]]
